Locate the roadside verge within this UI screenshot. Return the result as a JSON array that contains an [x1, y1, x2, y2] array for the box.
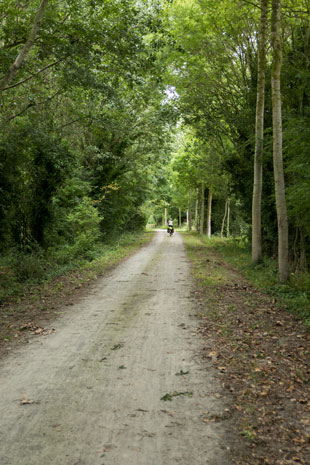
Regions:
[[183, 232, 310, 465], [0, 231, 154, 358]]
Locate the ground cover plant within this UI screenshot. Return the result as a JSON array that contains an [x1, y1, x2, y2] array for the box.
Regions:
[[183, 232, 310, 465]]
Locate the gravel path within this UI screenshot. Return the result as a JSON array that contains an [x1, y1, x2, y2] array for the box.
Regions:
[[0, 231, 230, 465]]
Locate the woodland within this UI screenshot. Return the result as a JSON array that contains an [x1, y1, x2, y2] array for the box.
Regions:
[[1, 0, 310, 289]]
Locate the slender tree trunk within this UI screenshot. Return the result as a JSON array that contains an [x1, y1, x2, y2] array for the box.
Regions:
[[271, 0, 289, 282], [221, 199, 228, 239], [188, 190, 192, 231], [293, 227, 299, 271], [300, 228, 306, 270], [186, 210, 189, 229], [226, 198, 231, 237], [164, 207, 167, 226], [195, 190, 199, 231], [0, 0, 50, 93], [206, 186, 213, 238], [179, 208, 182, 227], [252, 0, 268, 263], [200, 182, 205, 235]]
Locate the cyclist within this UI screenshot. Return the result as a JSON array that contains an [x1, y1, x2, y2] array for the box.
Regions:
[[167, 218, 174, 236]]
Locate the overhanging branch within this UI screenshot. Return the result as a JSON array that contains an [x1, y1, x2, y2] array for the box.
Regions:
[[2, 59, 63, 92], [0, 0, 49, 93]]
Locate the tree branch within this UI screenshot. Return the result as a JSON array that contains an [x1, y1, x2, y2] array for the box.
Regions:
[[3, 40, 26, 49], [4, 90, 60, 122], [56, 115, 94, 131], [0, 0, 49, 93], [239, 0, 261, 9], [2, 58, 63, 91]]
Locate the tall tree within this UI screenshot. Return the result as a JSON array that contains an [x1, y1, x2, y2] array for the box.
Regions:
[[252, 0, 268, 263], [200, 182, 205, 235], [206, 187, 213, 238], [271, 0, 289, 281]]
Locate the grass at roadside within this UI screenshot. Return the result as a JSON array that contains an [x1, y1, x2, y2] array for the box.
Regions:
[[0, 231, 154, 351], [183, 232, 310, 326], [182, 231, 310, 465], [79, 230, 155, 279], [0, 231, 154, 303]]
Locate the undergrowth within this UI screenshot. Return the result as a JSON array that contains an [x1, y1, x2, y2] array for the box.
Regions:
[[183, 232, 310, 326], [0, 231, 154, 303]]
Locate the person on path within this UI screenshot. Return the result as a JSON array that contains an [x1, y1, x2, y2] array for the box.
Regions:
[[167, 218, 174, 235]]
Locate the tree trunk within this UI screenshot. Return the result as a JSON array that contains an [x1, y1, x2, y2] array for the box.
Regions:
[[200, 182, 205, 235], [206, 186, 213, 238], [271, 0, 289, 282], [221, 199, 228, 239], [195, 190, 199, 231], [226, 198, 231, 237], [300, 227, 307, 270], [164, 207, 167, 226], [188, 190, 192, 231], [188, 211, 192, 231], [0, 0, 50, 93], [252, 0, 268, 263], [179, 208, 182, 227]]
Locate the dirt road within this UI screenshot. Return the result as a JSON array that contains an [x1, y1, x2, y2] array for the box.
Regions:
[[0, 231, 230, 465]]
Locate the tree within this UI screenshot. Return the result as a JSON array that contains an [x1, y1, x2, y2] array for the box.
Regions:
[[252, 0, 268, 263], [200, 182, 205, 235], [206, 186, 213, 238], [271, 0, 289, 281], [0, 0, 176, 252]]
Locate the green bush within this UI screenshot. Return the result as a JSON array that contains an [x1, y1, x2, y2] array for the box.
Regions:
[[68, 196, 101, 238]]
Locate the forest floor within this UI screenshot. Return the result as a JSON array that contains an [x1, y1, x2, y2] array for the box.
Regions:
[[0, 230, 309, 465], [183, 233, 310, 465]]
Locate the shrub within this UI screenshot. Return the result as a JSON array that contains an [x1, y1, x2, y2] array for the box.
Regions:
[[65, 197, 101, 257]]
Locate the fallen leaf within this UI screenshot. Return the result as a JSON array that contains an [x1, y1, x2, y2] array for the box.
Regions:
[[20, 393, 35, 405], [161, 391, 193, 401], [292, 437, 306, 444]]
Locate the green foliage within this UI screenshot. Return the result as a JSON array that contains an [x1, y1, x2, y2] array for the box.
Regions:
[[285, 119, 310, 233], [0, 0, 174, 260], [163, 0, 310, 273], [0, 117, 75, 249], [63, 196, 101, 257], [1, 0, 310, 292]]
